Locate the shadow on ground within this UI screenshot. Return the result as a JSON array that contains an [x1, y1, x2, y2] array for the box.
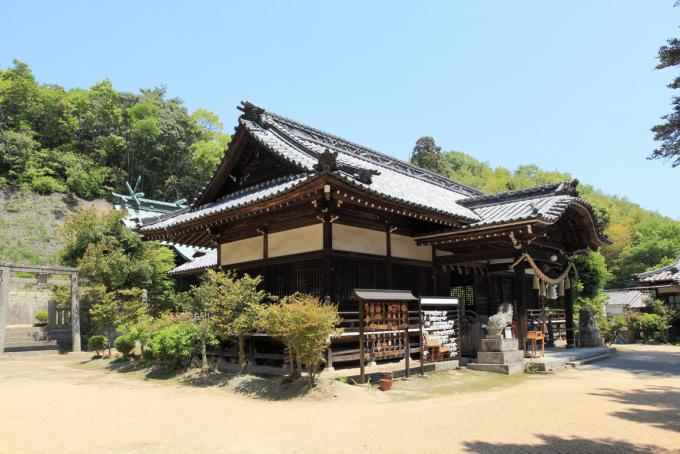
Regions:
[[583, 347, 680, 377], [101, 358, 313, 401], [463, 435, 669, 453], [591, 385, 680, 433]]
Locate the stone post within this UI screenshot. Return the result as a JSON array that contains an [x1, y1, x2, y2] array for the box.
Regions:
[[70, 274, 81, 353], [0, 267, 10, 355]]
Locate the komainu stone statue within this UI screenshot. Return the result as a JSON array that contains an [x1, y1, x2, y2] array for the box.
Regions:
[[486, 303, 514, 336], [578, 307, 603, 347]]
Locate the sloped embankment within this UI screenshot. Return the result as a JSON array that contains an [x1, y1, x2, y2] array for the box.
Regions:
[[0, 190, 111, 266]]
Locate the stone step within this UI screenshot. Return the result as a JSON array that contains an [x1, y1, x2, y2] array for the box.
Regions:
[[566, 352, 616, 368], [477, 350, 524, 365], [4, 344, 60, 353], [5, 340, 58, 348], [468, 362, 524, 375]]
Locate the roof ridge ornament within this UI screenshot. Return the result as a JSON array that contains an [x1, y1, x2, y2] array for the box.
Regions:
[[355, 168, 380, 184], [238, 101, 265, 123], [314, 148, 338, 172]]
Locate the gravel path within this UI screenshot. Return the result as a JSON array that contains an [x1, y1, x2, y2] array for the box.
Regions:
[[0, 344, 678, 453]]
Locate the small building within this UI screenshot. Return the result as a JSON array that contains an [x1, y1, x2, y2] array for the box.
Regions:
[[140, 101, 609, 363], [635, 258, 680, 312], [602, 288, 652, 316]]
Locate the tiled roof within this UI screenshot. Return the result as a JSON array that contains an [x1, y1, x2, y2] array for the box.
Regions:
[[238, 106, 482, 221], [169, 249, 218, 276], [141, 174, 311, 232], [636, 258, 680, 284], [458, 180, 609, 242], [604, 289, 652, 308], [141, 102, 608, 244]]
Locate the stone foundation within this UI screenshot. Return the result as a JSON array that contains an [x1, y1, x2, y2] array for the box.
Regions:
[[468, 335, 524, 376]]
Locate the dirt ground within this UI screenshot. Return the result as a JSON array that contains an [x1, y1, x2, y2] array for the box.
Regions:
[[0, 344, 678, 454]]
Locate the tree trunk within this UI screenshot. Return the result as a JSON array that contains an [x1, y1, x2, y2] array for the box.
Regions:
[[201, 338, 207, 369], [238, 335, 246, 374], [288, 349, 295, 374]]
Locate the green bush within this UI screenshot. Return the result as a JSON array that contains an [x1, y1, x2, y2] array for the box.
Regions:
[[34, 310, 48, 325], [114, 334, 136, 358], [88, 335, 108, 357], [148, 321, 216, 370], [30, 175, 67, 194], [627, 311, 670, 343], [601, 315, 628, 344], [256, 293, 341, 385]]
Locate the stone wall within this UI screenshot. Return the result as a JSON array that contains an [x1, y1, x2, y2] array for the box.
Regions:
[[7, 282, 51, 325]]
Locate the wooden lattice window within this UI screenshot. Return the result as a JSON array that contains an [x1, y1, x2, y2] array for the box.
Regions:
[[333, 258, 386, 305], [392, 263, 430, 296], [451, 285, 475, 307], [267, 260, 322, 298]]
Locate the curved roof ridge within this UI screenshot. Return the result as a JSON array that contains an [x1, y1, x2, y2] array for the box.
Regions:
[[240, 101, 484, 198], [459, 179, 579, 207]]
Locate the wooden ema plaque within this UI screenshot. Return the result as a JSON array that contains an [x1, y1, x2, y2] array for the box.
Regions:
[[353, 289, 422, 384]]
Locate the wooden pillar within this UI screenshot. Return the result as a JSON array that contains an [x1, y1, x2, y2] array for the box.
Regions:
[[385, 227, 393, 289], [0, 267, 10, 355], [70, 274, 81, 353], [247, 335, 255, 365], [565, 281, 575, 348], [322, 214, 333, 300], [431, 246, 437, 296], [358, 300, 365, 384], [261, 227, 269, 290], [514, 264, 527, 353], [418, 298, 424, 375]]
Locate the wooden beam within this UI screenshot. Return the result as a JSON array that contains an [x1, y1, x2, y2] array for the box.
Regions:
[[0, 263, 77, 275], [565, 281, 575, 347]]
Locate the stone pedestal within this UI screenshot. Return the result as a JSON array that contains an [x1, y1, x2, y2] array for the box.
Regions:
[[468, 335, 524, 375]]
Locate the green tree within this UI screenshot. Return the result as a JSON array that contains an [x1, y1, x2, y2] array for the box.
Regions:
[[60, 208, 176, 312], [192, 270, 267, 373], [257, 293, 341, 386], [651, 26, 680, 166], [573, 251, 610, 299], [410, 136, 445, 174], [0, 60, 227, 200]]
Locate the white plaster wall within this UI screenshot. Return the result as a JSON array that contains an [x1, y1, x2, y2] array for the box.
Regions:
[[332, 224, 386, 256], [268, 224, 323, 258], [220, 236, 263, 265], [605, 305, 626, 317], [391, 233, 432, 261]]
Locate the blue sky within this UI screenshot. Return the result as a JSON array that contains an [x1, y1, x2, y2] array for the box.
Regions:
[[2, 1, 679, 218]]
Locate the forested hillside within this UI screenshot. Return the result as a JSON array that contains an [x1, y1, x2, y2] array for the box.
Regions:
[[0, 60, 229, 202], [411, 140, 680, 287]]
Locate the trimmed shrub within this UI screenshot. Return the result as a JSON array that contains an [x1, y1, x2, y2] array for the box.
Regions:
[[114, 334, 136, 358], [88, 335, 107, 357], [148, 321, 216, 370], [35, 310, 48, 326]]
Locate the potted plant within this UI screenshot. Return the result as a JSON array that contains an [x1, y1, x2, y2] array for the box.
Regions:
[[378, 372, 394, 391]]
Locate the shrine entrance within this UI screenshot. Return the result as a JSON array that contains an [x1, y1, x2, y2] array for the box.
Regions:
[[0, 264, 81, 354]]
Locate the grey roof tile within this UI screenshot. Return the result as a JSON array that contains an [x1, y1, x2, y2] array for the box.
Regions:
[[604, 289, 652, 308], [141, 174, 310, 232], [635, 258, 680, 284], [169, 249, 217, 275]]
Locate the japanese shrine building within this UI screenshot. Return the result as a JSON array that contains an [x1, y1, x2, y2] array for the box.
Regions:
[[140, 101, 609, 353]]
